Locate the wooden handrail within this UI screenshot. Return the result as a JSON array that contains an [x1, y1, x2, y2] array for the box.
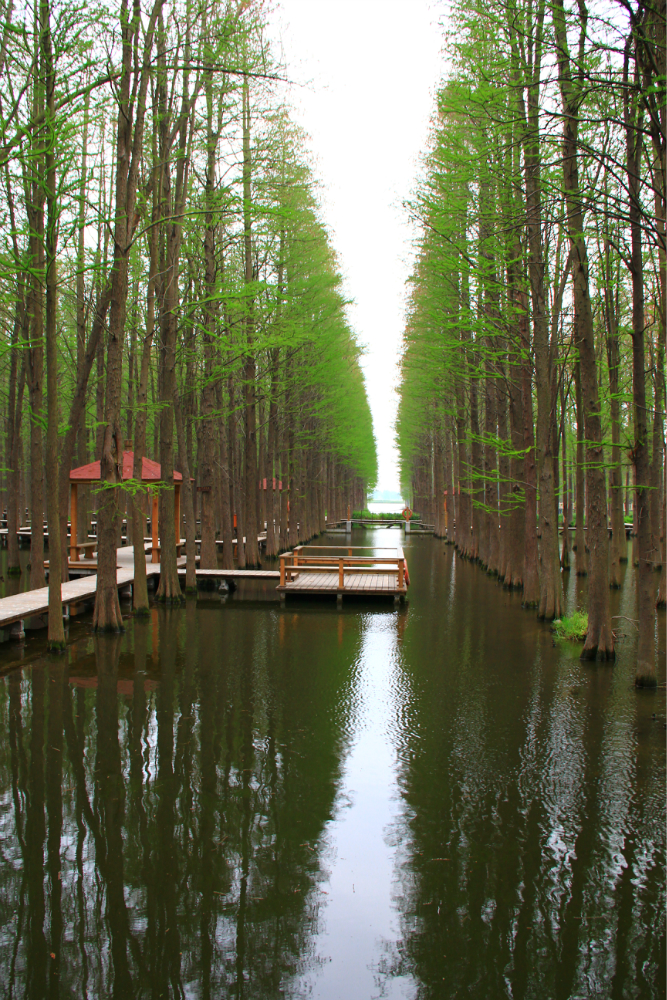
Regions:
[[285, 564, 401, 576]]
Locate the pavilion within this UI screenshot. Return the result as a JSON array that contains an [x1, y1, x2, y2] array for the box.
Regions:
[[69, 451, 182, 564]]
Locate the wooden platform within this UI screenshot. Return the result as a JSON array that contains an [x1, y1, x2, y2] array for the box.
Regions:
[[277, 545, 408, 600], [280, 570, 402, 594]]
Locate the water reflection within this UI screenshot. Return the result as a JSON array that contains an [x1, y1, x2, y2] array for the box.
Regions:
[[0, 534, 663, 999], [0, 601, 363, 996], [382, 541, 665, 999]]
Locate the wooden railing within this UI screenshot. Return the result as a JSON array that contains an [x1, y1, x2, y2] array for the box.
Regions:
[[279, 545, 407, 590]]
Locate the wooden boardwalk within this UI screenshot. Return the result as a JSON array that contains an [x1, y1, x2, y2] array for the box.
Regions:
[[277, 545, 408, 600], [0, 541, 411, 640], [0, 546, 283, 636], [0, 547, 166, 632]]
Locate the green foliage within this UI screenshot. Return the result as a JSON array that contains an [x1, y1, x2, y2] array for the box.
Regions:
[[551, 612, 589, 643]]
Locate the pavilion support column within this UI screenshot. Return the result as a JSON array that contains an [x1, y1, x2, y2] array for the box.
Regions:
[[69, 483, 78, 562], [152, 490, 159, 563]]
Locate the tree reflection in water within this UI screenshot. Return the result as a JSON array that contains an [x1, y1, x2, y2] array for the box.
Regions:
[[378, 543, 665, 999], [0, 600, 360, 996], [0, 538, 662, 1000]]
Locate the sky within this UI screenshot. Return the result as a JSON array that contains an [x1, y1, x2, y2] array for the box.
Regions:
[[271, 0, 446, 495]]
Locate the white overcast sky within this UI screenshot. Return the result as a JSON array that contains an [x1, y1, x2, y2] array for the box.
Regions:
[[271, 0, 446, 494]]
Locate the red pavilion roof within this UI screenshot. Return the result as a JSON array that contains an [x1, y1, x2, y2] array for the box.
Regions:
[[70, 451, 182, 483]]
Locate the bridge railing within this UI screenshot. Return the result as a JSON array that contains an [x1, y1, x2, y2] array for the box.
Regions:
[[279, 544, 407, 590]]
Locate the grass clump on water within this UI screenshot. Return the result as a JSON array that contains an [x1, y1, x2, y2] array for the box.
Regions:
[[551, 611, 588, 642]]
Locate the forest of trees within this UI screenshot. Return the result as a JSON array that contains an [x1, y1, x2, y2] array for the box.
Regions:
[[0, 0, 377, 643], [396, 0, 665, 684]]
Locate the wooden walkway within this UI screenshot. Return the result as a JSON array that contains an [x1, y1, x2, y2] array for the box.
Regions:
[[0, 547, 163, 632], [277, 545, 408, 600], [0, 547, 284, 636]]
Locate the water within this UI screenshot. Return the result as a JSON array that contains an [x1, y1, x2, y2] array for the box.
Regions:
[[0, 528, 663, 999]]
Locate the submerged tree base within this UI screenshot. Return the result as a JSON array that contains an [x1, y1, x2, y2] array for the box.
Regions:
[[155, 593, 186, 606], [635, 673, 658, 689], [580, 646, 616, 662], [47, 640, 67, 653], [93, 623, 126, 634], [133, 606, 150, 618]]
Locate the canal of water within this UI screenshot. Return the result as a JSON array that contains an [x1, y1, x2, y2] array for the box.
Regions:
[[0, 527, 664, 998]]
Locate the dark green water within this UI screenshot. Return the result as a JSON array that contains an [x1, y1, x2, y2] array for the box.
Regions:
[[0, 528, 664, 999]]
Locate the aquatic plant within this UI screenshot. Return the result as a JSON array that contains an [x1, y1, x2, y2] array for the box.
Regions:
[[551, 612, 588, 642]]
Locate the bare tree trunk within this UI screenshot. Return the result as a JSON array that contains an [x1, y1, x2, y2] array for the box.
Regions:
[[174, 393, 196, 592], [560, 382, 571, 570], [604, 259, 624, 585], [553, 0, 613, 659], [41, 0, 65, 649], [94, 0, 161, 630], [7, 292, 26, 576], [131, 188, 159, 616], [242, 76, 259, 567], [26, 234, 46, 593], [623, 56, 657, 682], [521, 298, 539, 607], [154, 5, 189, 605]]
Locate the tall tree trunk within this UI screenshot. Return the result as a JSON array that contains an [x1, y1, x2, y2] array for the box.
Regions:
[[175, 392, 196, 592], [132, 186, 159, 616], [155, 5, 189, 605], [7, 293, 26, 576], [521, 295, 539, 606], [604, 255, 625, 585], [573, 352, 588, 576], [554, 0, 613, 658], [41, 0, 65, 649], [242, 76, 260, 567], [623, 54, 656, 682], [560, 382, 571, 570], [94, 0, 161, 629]]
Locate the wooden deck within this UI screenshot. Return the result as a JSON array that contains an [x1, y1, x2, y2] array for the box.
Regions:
[[277, 545, 408, 600], [280, 570, 402, 594]]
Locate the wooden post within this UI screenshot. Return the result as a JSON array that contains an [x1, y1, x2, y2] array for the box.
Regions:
[[69, 482, 78, 562], [280, 554, 285, 586], [174, 483, 181, 545], [338, 557, 344, 589], [151, 490, 159, 563], [398, 558, 404, 590], [347, 504, 351, 520]]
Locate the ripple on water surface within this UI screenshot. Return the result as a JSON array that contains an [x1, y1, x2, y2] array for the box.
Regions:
[[0, 532, 662, 998]]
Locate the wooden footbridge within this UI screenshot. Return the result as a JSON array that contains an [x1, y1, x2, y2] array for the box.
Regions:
[[277, 545, 408, 601], [0, 540, 409, 642], [329, 518, 433, 533]]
